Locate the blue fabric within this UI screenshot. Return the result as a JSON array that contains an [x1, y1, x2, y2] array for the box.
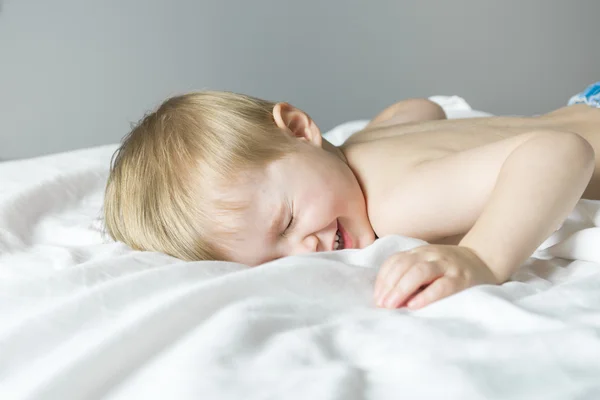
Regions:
[[568, 81, 600, 107]]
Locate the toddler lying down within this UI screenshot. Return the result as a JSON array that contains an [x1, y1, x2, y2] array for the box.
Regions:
[[104, 82, 600, 309]]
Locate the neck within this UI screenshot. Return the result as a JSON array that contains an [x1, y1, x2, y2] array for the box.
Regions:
[[322, 139, 349, 164]]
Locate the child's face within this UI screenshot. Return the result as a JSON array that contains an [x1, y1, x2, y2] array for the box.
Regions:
[[217, 142, 376, 266]]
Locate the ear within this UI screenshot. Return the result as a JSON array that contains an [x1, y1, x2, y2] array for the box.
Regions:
[[272, 102, 322, 147]]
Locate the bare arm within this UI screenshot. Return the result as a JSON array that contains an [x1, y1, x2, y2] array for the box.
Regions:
[[373, 130, 595, 282], [366, 98, 446, 129], [459, 132, 595, 282]]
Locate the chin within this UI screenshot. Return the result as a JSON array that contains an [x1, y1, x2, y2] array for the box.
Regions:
[[362, 232, 377, 248], [353, 229, 376, 249]]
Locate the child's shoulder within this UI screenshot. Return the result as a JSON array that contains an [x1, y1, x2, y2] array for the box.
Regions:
[[339, 121, 525, 240], [340, 118, 504, 180]]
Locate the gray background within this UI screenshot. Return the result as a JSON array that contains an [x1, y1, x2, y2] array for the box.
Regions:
[[1, 0, 599, 160]]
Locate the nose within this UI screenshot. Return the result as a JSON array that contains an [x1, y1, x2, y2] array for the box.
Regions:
[[289, 234, 319, 255], [288, 218, 338, 255]]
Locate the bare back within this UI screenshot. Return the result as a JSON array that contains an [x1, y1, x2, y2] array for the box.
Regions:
[[340, 104, 600, 243], [343, 104, 600, 199]]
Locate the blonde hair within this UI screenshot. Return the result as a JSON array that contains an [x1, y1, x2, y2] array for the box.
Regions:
[[104, 91, 296, 261]]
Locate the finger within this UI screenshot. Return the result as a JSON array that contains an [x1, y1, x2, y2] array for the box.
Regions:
[[374, 252, 411, 298], [382, 262, 442, 308], [375, 258, 413, 305], [406, 276, 459, 310]]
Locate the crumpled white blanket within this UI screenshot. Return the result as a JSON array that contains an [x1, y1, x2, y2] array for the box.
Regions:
[[1, 97, 600, 400]]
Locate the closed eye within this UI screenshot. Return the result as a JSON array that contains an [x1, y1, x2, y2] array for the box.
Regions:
[[282, 204, 294, 237], [283, 214, 294, 236]]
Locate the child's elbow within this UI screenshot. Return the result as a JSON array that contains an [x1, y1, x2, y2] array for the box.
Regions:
[[561, 132, 595, 168], [539, 130, 596, 173], [407, 98, 447, 121], [427, 100, 447, 120], [575, 135, 596, 178]]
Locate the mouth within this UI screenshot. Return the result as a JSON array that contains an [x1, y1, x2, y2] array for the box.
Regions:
[[333, 220, 353, 250], [333, 226, 345, 250]]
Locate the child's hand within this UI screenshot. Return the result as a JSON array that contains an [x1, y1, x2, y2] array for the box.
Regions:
[[374, 244, 498, 310]]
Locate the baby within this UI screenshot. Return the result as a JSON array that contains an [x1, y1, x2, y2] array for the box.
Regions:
[[104, 82, 600, 310]]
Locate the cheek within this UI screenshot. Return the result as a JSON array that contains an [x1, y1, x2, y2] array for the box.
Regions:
[[228, 236, 276, 266], [298, 158, 354, 221], [303, 184, 345, 222]]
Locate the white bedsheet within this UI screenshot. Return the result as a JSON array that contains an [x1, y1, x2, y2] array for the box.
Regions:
[[1, 97, 600, 400]]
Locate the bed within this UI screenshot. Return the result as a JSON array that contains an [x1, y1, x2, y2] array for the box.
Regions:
[[1, 97, 600, 400]]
